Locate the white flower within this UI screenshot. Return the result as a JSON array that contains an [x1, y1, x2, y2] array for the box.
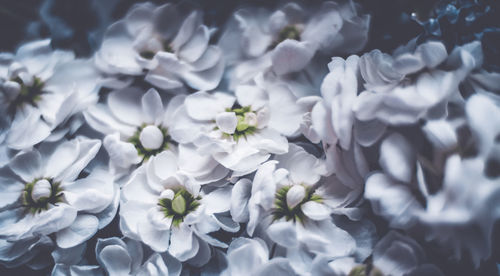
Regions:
[[414, 94, 500, 268], [353, 41, 478, 126], [95, 3, 224, 91], [52, 237, 182, 276], [230, 144, 357, 259], [218, 1, 369, 86], [372, 231, 443, 276], [310, 55, 360, 148], [0, 40, 101, 150], [84, 87, 181, 178], [0, 137, 116, 268], [221, 237, 297, 276], [170, 82, 304, 176], [364, 132, 424, 228], [119, 151, 238, 264]]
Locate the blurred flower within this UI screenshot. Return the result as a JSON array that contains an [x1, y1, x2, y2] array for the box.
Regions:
[[52, 237, 182, 276], [95, 2, 224, 91], [0, 39, 100, 150], [218, 0, 369, 87]]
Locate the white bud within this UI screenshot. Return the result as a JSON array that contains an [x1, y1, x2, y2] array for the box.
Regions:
[[286, 185, 306, 209], [32, 179, 52, 201], [244, 112, 258, 127], [2, 81, 21, 100], [139, 125, 164, 150], [159, 189, 175, 200]]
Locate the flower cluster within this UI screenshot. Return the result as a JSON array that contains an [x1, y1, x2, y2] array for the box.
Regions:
[[1, 1, 499, 275]]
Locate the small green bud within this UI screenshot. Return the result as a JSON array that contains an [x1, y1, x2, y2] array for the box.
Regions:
[[172, 194, 187, 215], [236, 115, 249, 131]]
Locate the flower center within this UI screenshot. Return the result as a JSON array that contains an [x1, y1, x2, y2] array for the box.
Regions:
[[272, 185, 322, 223], [129, 124, 170, 160], [8, 76, 45, 115], [140, 41, 173, 60], [271, 25, 301, 48], [221, 105, 258, 141], [158, 188, 201, 227], [22, 178, 63, 214]]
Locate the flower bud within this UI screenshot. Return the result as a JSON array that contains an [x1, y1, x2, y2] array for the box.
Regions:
[[2, 81, 21, 100], [32, 179, 52, 201], [172, 194, 187, 215], [244, 112, 258, 127], [139, 125, 164, 150], [286, 185, 306, 209], [159, 189, 175, 200]]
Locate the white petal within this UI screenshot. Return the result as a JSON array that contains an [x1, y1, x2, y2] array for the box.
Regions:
[[267, 221, 298, 247], [8, 150, 43, 182], [267, 84, 304, 136], [301, 201, 331, 220], [379, 133, 415, 183], [0, 175, 24, 209], [215, 112, 237, 134], [365, 173, 422, 228], [63, 169, 114, 213], [141, 88, 164, 125], [235, 85, 268, 111], [138, 219, 171, 253], [202, 185, 232, 214], [56, 214, 99, 248], [311, 101, 337, 144], [97, 21, 142, 75], [179, 25, 209, 63], [45, 140, 79, 179], [302, 5, 342, 51], [6, 109, 51, 150], [99, 245, 132, 276], [271, 40, 315, 75], [59, 137, 101, 182], [171, 11, 201, 51], [103, 133, 142, 169], [185, 91, 235, 121], [416, 41, 447, 68], [230, 178, 252, 223], [107, 87, 144, 126], [169, 224, 199, 261]]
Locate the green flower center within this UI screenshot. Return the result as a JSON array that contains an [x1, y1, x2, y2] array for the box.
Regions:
[[158, 189, 201, 227], [272, 185, 322, 223], [219, 105, 258, 142], [22, 178, 63, 214], [271, 25, 301, 49], [128, 124, 170, 160], [140, 41, 173, 60], [8, 76, 45, 115]]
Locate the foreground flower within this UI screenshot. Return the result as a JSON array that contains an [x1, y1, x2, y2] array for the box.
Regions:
[[95, 2, 224, 91], [0, 137, 116, 268], [0, 39, 100, 150], [231, 144, 359, 261], [219, 1, 369, 86], [170, 82, 304, 176], [52, 237, 181, 276], [84, 87, 179, 178], [120, 151, 237, 264]]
